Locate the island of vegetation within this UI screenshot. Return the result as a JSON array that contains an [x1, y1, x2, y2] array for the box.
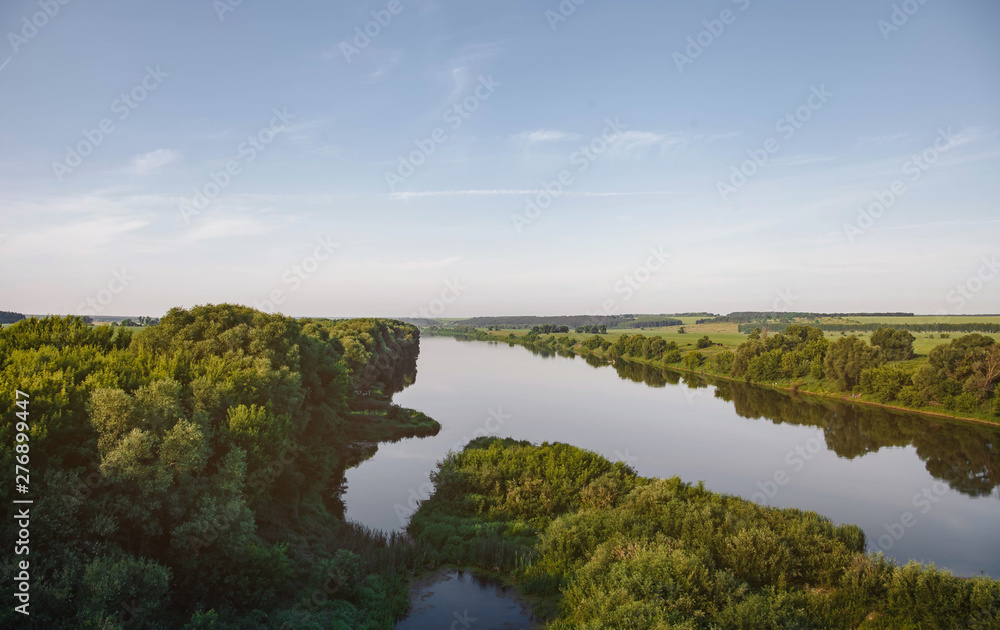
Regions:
[[409, 437, 1000, 628]]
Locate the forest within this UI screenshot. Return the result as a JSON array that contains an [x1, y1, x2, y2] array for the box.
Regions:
[[409, 437, 1000, 628], [739, 322, 1000, 334], [0, 306, 438, 629], [0, 311, 26, 325]]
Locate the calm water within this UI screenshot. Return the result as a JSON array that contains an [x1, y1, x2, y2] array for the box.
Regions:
[[345, 335, 1000, 578], [396, 569, 536, 630]]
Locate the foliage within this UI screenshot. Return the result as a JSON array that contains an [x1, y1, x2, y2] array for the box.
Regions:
[[0, 310, 26, 324], [824, 336, 883, 391], [0, 307, 434, 628], [411, 439, 1000, 629], [870, 327, 915, 361], [683, 350, 703, 370]]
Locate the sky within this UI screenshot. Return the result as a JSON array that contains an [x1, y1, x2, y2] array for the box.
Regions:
[[1, 0, 998, 318]]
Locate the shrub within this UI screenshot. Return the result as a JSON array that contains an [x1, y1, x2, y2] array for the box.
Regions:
[[711, 351, 735, 374], [683, 351, 703, 370]]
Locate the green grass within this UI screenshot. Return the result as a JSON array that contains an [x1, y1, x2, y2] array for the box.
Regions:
[[848, 315, 1000, 325]]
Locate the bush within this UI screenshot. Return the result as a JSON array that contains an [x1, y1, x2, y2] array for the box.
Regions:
[[858, 365, 912, 403], [711, 351, 735, 374], [683, 351, 703, 370], [944, 392, 979, 413], [696, 336, 713, 349]]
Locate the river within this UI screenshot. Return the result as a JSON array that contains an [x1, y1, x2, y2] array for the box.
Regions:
[[344, 334, 1000, 580]]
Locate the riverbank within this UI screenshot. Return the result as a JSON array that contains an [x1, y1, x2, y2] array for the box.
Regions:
[[430, 329, 1000, 428]]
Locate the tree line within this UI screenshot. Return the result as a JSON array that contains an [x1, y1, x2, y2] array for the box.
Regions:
[[739, 321, 1000, 334], [0, 310, 25, 324], [715, 325, 1000, 418]]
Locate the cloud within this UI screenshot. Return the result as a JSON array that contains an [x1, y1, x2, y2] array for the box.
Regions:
[[182, 216, 273, 242], [854, 133, 909, 149], [772, 154, 838, 167], [512, 129, 582, 148], [0, 56, 12, 74], [0, 217, 149, 258], [389, 190, 681, 200], [131, 149, 180, 175], [609, 131, 686, 158]]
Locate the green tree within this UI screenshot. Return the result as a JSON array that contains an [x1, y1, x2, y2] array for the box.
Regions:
[[683, 351, 703, 370], [824, 336, 883, 391], [858, 365, 913, 403], [710, 350, 734, 374], [870, 327, 915, 361]]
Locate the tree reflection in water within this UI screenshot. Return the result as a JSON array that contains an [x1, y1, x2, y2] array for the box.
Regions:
[[609, 357, 1000, 499]]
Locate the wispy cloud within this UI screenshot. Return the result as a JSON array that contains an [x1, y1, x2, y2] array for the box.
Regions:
[[131, 149, 181, 175], [0, 56, 13, 74], [772, 154, 838, 167], [0, 217, 150, 258], [854, 133, 908, 149], [512, 129, 582, 148], [389, 190, 682, 200], [181, 216, 273, 242], [609, 131, 686, 158]]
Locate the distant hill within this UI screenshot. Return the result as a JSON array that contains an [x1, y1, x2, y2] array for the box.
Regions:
[[0, 311, 25, 324], [697, 312, 914, 324], [451, 315, 690, 329]]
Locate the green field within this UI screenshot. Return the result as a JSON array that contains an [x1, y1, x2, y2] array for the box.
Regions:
[[487, 322, 1000, 358], [848, 315, 1000, 325]]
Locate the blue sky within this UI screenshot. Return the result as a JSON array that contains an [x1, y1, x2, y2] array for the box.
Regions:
[[1, 0, 998, 317]]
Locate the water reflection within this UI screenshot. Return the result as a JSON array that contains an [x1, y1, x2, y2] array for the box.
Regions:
[[609, 357, 1000, 499], [396, 569, 536, 630]]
